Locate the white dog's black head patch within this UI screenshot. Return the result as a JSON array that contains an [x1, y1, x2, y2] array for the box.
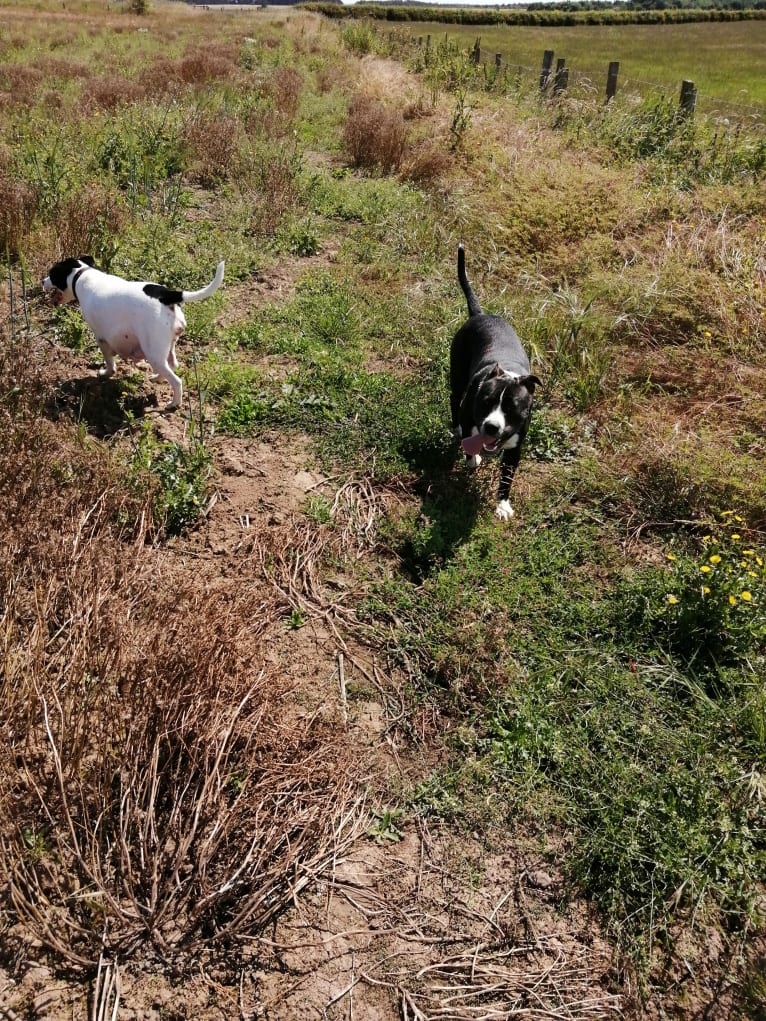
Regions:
[[43, 256, 96, 305]]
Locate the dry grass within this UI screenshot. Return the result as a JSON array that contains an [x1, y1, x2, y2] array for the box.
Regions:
[[89, 75, 147, 112], [235, 148, 302, 237], [401, 142, 452, 188], [0, 170, 37, 259], [343, 93, 409, 175], [140, 57, 185, 98], [247, 67, 305, 140], [54, 185, 128, 261], [0, 549, 365, 965], [0, 316, 367, 973], [178, 43, 240, 88], [186, 113, 242, 186]]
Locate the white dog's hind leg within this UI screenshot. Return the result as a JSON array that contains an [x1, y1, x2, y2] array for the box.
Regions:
[[153, 360, 183, 411], [98, 341, 117, 378]]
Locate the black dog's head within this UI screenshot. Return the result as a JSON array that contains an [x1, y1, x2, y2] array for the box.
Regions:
[[43, 256, 96, 305], [468, 365, 541, 453]]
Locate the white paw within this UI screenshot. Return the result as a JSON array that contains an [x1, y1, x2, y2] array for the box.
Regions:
[[495, 500, 514, 521], [163, 400, 180, 413], [98, 367, 115, 379], [467, 454, 482, 469]]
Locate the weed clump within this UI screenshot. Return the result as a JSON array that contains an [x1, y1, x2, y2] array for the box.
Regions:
[[343, 94, 408, 175], [0, 170, 36, 258], [618, 512, 766, 671]]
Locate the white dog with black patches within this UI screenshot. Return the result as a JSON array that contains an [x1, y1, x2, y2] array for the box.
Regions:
[[43, 257, 225, 411]]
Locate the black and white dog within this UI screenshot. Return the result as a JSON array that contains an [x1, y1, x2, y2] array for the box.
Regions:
[[43, 257, 225, 411], [450, 244, 540, 521]]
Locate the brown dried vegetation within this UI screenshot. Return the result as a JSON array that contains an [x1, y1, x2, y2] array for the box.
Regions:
[[0, 170, 37, 259], [0, 325, 365, 972], [343, 93, 409, 175], [186, 113, 242, 186]]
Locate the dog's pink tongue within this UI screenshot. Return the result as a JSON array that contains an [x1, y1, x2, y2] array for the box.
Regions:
[[461, 433, 486, 456]]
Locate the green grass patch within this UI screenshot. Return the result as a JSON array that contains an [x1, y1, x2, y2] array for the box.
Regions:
[[374, 493, 765, 965]]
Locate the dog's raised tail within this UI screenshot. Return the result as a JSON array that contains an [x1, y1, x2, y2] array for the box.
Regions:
[[182, 260, 225, 303], [457, 244, 482, 318]]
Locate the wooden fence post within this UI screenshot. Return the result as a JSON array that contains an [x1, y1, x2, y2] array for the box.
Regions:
[[472, 37, 481, 65], [606, 61, 619, 102], [553, 57, 568, 95], [540, 49, 554, 91], [679, 79, 697, 115], [495, 52, 502, 71]]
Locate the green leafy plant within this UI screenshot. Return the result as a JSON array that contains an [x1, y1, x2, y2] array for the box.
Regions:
[[128, 421, 211, 536], [52, 306, 94, 354], [368, 807, 405, 844]]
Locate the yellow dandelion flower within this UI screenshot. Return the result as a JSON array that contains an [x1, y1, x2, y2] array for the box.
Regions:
[[729, 595, 738, 606], [741, 591, 752, 601], [748, 572, 757, 579], [720, 510, 734, 517], [702, 535, 712, 542], [709, 555, 721, 564], [741, 561, 749, 568], [756, 557, 763, 567], [666, 553, 677, 561], [667, 595, 679, 605], [743, 550, 755, 556], [735, 515, 744, 523], [731, 534, 741, 541], [701, 586, 711, 595], [700, 565, 712, 574]]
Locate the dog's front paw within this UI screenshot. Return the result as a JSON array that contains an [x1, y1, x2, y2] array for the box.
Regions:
[[495, 500, 514, 522], [466, 454, 482, 469], [98, 366, 115, 379]]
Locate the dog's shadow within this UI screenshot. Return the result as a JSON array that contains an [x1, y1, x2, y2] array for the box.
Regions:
[[398, 432, 486, 583], [46, 373, 159, 438]]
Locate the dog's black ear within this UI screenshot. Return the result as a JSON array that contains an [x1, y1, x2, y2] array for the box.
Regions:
[[519, 373, 542, 391], [79, 255, 96, 267]]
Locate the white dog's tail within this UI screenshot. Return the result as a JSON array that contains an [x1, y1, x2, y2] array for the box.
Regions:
[[182, 260, 225, 303], [142, 261, 225, 308]]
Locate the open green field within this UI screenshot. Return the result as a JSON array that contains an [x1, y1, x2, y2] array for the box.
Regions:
[[0, 1, 764, 1018], [387, 18, 766, 107]]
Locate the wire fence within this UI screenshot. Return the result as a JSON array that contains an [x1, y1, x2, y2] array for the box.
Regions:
[[407, 32, 766, 129]]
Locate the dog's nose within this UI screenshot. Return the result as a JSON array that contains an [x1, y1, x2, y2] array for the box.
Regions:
[[483, 421, 500, 437]]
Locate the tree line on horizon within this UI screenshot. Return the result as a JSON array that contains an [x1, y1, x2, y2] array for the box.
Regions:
[[303, 1, 766, 24]]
